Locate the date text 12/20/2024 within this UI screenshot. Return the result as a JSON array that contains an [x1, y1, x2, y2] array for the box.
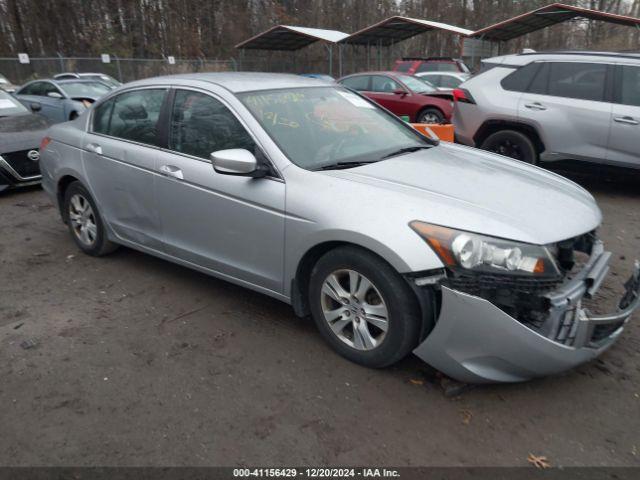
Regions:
[[233, 468, 401, 478]]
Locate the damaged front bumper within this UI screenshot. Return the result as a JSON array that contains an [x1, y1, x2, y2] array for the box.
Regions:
[[413, 242, 640, 383]]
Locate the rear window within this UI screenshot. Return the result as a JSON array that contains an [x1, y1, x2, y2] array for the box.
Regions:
[[416, 62, 459, 73], [394, 61, 414, 73]]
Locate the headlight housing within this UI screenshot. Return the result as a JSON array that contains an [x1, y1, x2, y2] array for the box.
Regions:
[[410, 221, 560, 277]]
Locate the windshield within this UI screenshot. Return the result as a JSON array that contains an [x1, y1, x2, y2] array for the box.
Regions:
[[397, 74, 437, 93], [60, 81, 111, 98], [238, 87, 432, 170], [0, 91, 29, 116]]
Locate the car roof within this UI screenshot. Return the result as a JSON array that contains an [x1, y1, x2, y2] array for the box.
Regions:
[[123, 72, 331, 93], [485, 50, 640, 66]]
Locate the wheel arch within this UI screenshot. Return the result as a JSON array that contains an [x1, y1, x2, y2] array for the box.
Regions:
[[416, 105, 445, 123], [290, 240, 437, 339], [56, 174, 81, 222], [474, 119, 545, 154]]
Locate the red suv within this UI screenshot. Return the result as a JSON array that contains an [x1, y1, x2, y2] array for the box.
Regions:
[[393, 57, 471, 75], [337, 71, 453, 124]]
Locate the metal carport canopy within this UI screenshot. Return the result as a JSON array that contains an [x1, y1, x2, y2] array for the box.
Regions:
[[235, 25, 349, 50], [471, 2, 640, 42], [340, 16, 474, 46]]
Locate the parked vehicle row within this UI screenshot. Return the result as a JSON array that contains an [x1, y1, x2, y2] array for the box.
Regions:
[[38, 73, 640, 383]]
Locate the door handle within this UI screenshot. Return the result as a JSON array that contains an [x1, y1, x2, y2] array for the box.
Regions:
[[614, 116, 639, 125], [85, 142, 102, 155], [159, 164, 184, 180], [524, 102, 547, 111]]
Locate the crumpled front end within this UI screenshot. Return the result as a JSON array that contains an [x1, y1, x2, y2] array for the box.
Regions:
[[413, 239, 640, 383]]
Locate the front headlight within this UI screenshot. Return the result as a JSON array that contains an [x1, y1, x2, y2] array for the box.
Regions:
[[410, 221, 560, 277]]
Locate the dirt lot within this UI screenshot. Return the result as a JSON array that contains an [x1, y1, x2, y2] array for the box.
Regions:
[[1, 167, 639, 467]]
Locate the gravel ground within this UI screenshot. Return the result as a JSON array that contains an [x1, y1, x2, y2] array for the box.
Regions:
[[1, 167, 639, 467]]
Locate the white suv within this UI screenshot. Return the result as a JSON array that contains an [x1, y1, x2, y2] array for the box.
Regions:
[[453, 51, 640, 168]]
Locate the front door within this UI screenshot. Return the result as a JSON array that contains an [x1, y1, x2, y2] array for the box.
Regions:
[[607, 64, 640, 168], [82, 88, 168, 250], [154, 89, 285, 294], [366, 75, 410, 118]]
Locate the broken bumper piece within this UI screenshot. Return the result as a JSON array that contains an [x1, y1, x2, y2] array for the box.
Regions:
[[413, 246, 640, 384]]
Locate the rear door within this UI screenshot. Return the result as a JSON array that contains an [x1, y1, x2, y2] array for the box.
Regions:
[[153, 88, 285, 293], [517, 61, 612, 163], [82, 87, 168, 250], [607, 64, 640, 167]]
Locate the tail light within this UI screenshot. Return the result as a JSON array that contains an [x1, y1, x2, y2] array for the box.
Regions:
[[453, 88, 475, 104], [40, 136, 52, 151]]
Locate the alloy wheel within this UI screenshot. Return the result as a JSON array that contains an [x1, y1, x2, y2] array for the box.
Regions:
[[68, 193, 98, 246], [320, 269, 389, 350]]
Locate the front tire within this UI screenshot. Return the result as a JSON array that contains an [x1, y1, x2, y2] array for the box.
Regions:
[[63, 181, 118, 256], [308, 246, 422, 368], [481, 130, 538, 164]]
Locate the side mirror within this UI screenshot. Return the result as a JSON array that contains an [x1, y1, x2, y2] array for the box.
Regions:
[[30, 102, 42, 112], [393, 89, 407, 96], [210, 149, 268, 178], [47, 91, 63, 99]]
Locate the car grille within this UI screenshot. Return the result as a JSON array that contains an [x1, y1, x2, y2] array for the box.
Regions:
[[1, 149, 41, 178], [444, 272, 562, 296]]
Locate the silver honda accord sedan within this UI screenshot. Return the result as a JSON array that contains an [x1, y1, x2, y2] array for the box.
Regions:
[[38, 73, 640, 383]]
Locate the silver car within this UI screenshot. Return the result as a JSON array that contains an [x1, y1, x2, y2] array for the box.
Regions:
[[38, 73, 640, 383], [453, 51, 640, 168], [14, 78, 111, 123], [416, 71, 470, 93]]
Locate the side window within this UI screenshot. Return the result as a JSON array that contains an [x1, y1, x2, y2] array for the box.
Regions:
[[528, 62, 550, 94], [106, 89, 167, 146], [501, 62, 542, 92], [41, 83, 61, 97], [441, 76, 461, 89], [169, 90, 255, 160], [93, 98, 115, 134], [20, 82, 43, 96], [370, 76, 401, 93], [547, 62, 606, 102], [619, 65, 640, 107], [426, 75, 442, 87], [341, 76, 369, 91]]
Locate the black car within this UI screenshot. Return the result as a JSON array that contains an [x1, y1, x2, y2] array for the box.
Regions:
[[0, 90, 49, 192]]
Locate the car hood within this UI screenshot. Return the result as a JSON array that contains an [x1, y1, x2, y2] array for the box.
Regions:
[[0, 114, 49, 153], [320, 143, 601, 245]]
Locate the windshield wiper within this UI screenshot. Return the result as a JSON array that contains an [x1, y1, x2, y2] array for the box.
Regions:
[[315, 161, 378, 171], [380, 145, 431, 160]]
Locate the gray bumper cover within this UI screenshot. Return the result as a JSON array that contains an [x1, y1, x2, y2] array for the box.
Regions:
[[413, 246, 640, 384]]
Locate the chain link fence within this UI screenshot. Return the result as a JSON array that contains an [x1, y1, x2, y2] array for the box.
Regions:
[[0, 56, 238, 85]]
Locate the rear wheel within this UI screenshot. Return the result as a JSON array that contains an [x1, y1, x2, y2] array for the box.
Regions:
[[308, 246, 422, 368], [481, 130, 538, 164], [69, 111, 79, 121], [417, 108, 444, 124], [63, 181, 118, 256]]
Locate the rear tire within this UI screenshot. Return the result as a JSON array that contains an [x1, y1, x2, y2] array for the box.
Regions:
[[63, 181, 118, 256], [481, 130, 538, 164], [308, 246, 422, 368], [417, 108, 444, 124]]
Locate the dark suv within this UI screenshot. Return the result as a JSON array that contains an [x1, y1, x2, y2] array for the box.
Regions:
[[393, 57, 471, 75]]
